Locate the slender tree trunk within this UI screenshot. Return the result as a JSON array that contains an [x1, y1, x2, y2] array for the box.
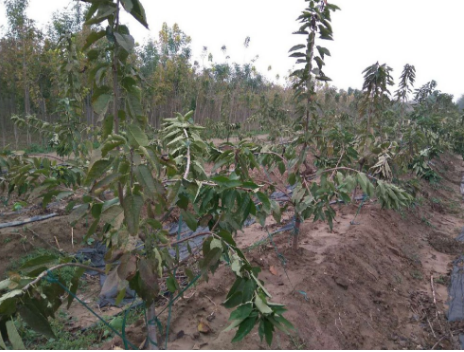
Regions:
[[146, 303, 159, 350], [0, 86, 5, 148], [193, 90, 199, 122], [1, 110, 5, 149], [22, 34, 31, 145]]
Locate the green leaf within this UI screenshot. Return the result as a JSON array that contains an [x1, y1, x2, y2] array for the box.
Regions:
[[0, 279, 12, 291], [200, 247, 222, 275], [6, 320, 25, 349], [126, 125, 149, 147], [288, 173, 296, 186], [83, 30, 106, 51], [126, 90, 143, 119], [256, 192, 271, 213], [268, 302, 287, 315], [181, 210, 198, 231], [223, 291, 243, 309], [231, 258, 243, 277], [288, 44, 306, 52], [231, 316, 258, 343], [86, 159, 112, 184], [316, 45, 331, 58], [18, 303, 55, 338], [255, 295, 273, 314], [102, 139, 125, 157], [268, 315, 295, 334], [21, 255, 57, 269], [101, 205, 124, 228], [68, 204, 90, 226], [120, 0, 134, 12], [102, 114, 114, 139], [120, 0, 149, 28], [217, 229, 236, 246], [135, 165, 156, 198], [0, 329, 6, 349], [115, 288, 126, 306], [56, 191, 73, 201], [67, 267, 86, 309], [85, 3, 117, 26], [92, 93, 112, 116], [166, 276, 177, 293], [289, 52, 306, 58], [241, 279, 256, 303], [114, 32, 135, 53], [263, 318, 274, 346], [0, 290, 23, 308], [211, 175, 242, 189], [123, 194, 144, 235], [93, 173, 121, 194], [270, 200, 281, 223], [229, 303, 253, 321]]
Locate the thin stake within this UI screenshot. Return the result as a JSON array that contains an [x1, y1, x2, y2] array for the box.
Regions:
[[54, 236, 61, 250], [431, 274, 437, 305]]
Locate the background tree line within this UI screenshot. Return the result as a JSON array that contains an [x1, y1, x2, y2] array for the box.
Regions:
[[1, 0, 462, 150], [0, 0, 295, 148]]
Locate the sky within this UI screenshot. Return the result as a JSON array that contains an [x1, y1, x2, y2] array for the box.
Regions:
[[0, 0, 463, 101]]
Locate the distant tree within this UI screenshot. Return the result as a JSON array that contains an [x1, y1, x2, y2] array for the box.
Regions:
[[394, 64, 416, 126], [395, 64, 416, 102], [360, 62, 394, 133], [457, 94, 464, 111], [414, 80, 437, 102]]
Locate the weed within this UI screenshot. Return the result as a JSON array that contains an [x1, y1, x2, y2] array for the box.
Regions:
[[19, 237, 28, 244], [6, 248, 81, 287], [3, 237, 12, 244], [15, 313, 101, 350], [434, 275, 449, 286], [289, 334, 307, 350], [24, 143, 53, 154], [85, 238, 95, 246], [446, 200, 461, 214], [421, 217, 434, 228], [0, 195, 9, 206], [12, 201, 27, 211], [14, 305, 144, 350], [430, 182, 453, 192], [410, 270, 423, 280]]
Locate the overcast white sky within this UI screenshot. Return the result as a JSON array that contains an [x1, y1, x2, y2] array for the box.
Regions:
[[1, 0, 463, 100]]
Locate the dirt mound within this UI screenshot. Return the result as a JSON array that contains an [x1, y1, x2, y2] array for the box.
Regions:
[[428, 231, 464, 255]]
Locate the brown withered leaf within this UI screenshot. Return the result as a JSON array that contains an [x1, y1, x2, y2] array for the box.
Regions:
[[269, 266, 278, 276]]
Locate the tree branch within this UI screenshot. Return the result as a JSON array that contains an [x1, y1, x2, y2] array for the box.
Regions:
[[321, 166, 379, 181], [183, 129, 191, 179], [162, 231, 213, 248], [22, 263, 105, 292]]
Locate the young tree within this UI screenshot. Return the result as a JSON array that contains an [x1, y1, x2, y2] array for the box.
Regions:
[[0, 1, 293, 349], [360, 62, 394, 134], [394, 63, 416, 126]]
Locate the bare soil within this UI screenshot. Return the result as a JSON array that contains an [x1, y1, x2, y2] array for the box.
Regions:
[[104, 153, 464, 350], [1, 153, 464, 349]]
